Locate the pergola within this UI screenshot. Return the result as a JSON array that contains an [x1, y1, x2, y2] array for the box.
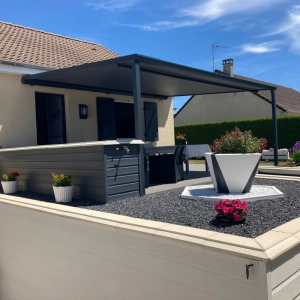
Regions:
[[22, 54, 278, 165]]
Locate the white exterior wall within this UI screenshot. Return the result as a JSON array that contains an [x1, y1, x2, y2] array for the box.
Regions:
[[175, 92, 284, 126], [0, 196, 270, 300], [0, 72, 174, 148]]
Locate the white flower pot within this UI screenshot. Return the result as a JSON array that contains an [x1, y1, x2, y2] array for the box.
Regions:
[[1, 180, 18, 194], [53, 185, 74, 203], [205, 153, 261, 193]]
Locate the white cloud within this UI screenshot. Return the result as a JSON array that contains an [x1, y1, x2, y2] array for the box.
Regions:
[[86, 0, 138, 11], [123, 20, 200, 31], [182, 0, 284, 21], [241, 41, 280, 54], [267, 5, 300, 52], [120, 0, 285, 31]]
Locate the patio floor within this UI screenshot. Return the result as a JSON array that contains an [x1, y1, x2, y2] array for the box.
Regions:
[[146, 164, 211, 194]]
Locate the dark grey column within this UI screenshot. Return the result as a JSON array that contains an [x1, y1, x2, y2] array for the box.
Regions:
[[271, 89, 278, 166], [133, 61, 143, 140], [132, 60, 145, 195]]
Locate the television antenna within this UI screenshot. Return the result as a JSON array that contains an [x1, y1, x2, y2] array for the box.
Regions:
[[212, 42, 227, 71]]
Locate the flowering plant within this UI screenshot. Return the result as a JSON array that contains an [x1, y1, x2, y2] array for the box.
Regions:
[[175, 132, 187, 145], [176, 132, 186, 140], [214, 199, 249, 221], [290, 141, 300, 153], [2, 172, 19, 181], [211, 127, 267, 154], [52, 173, 72, 187], [282, 158, 296, 167]]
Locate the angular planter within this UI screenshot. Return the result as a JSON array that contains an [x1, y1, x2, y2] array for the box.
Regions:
[[53, 185, 74, 203], [205, 153, 261, 193], [1, 180, 18, 194]]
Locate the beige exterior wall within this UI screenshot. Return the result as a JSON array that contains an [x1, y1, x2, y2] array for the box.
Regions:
[[0, 196, 270, 300], [0, 72, 174, 148], [174, 92, 284, 126]]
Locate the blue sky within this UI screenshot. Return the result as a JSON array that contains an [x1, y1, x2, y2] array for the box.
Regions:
[[1, 0, 299, 110]]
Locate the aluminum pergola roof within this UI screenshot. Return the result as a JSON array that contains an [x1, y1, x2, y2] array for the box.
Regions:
[[22, 54, 279, 165], [22, 54, 276, 100]]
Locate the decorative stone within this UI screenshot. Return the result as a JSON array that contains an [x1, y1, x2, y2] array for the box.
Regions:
[[181, 184, 284, 202]]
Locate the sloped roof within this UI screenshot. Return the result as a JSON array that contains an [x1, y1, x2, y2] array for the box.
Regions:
[[175, 70, 300, 116], [0, 21, 119, 69], [234, 73, 300, 114]]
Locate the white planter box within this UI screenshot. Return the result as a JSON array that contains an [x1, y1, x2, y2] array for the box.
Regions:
[[0, 194, 299, 300], [205, 153, 261, 193], [261, 150, 289, 161], [53, 185, 74, 203], [1, 180, 18, 194]]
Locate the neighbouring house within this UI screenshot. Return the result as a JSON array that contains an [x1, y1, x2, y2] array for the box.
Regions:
[[0, 21, 175, 148], [174, 59, 300, 126]]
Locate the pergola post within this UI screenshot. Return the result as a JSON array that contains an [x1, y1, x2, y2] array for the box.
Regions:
[[271, 89, 278, 166], [132, 60, 145, 195], [133, 61, 143, 139]]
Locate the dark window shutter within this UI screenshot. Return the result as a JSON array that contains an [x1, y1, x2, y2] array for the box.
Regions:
[[96, 97, 116, 140], [144, 102, 158, 141]]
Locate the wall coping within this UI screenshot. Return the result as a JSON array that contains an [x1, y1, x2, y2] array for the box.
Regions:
[[0, 193, 299, 261], [0, 139, 147, 152]]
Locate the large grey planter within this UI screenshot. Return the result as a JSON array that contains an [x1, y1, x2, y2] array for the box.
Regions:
[[205, 153, 261, 193]]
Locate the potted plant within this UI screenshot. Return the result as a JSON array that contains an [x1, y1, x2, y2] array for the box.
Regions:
[[52, 173, 73, 203], [214, 199, 249, 222], [205, 127, 267, 193], [1, 172, 19, 194], [175, 132, 187, 145]]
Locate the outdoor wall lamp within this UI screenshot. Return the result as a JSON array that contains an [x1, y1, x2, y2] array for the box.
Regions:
[[79, 104, 88, 119]]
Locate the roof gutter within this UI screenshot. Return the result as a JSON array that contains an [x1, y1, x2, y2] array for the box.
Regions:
[[0, 59, 55, 71]]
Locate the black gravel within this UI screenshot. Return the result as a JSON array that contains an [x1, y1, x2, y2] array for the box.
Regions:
[[3, 178, 300, 238]]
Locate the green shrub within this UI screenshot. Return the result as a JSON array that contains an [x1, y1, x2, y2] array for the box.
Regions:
[[290, 149, 300, 166], [52, 173, 72, 187], [174, 116, 300, 149], [211, 127, 267, 153], [2, 172, 19, 181]]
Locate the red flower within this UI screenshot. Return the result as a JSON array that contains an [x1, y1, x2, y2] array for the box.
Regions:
[[12, 172, 19, 177]]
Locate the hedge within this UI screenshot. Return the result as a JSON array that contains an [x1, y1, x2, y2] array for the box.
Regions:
[[174, 116, 300, 149]]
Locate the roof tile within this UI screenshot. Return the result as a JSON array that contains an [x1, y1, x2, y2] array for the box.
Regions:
[[0, 21, 119, 69]]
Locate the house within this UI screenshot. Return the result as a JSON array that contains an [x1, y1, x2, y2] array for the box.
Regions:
[[0, 21, 175, 148], [0, 21, 280, 201], [174, 59, 300, 126]]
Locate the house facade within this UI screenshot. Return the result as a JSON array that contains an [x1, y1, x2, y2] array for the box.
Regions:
[[0, 21, 175, 148], [175, 59, 300, 126]]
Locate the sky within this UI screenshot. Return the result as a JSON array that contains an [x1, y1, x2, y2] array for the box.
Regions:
[[0, 0, 299, 111]]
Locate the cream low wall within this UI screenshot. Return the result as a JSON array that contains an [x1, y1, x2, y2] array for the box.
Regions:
[[175, 92, 284, 125], [0, 195, 276, 300], [0, 72, 174, 148]]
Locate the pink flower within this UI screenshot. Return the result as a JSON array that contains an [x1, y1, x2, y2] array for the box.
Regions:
[[233, 213, 240, 220], [227, 207, 234, 214], [214, 203, 222, 211], [235, 204, 241, 210], [224, 199, 231, 205], [222, 207, 229, 214]]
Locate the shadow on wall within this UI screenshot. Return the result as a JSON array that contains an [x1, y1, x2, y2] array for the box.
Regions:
[[158, 99, 172, 127]]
